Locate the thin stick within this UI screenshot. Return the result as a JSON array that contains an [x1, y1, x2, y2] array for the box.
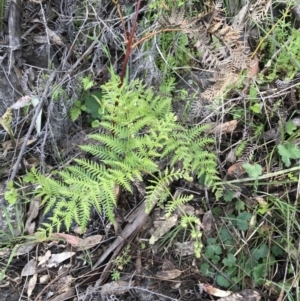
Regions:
[[119, 0, 142, 85], [219, 166, 300, 186]]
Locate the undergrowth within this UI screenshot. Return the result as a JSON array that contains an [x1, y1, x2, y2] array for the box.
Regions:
[[2, 0, 300, 298]]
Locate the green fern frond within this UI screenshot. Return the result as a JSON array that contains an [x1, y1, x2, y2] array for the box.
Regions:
[[180, 215, 201, 228], [74, 159, 107, 179], [165, 194, 194, 218], [99, 178, 117, 222], [88, 135, 129, 155], [178, 124, 210, 141], [54, 199, 76, 230], [145, 169, 192, 213], [194, 137, 216, 148], [107, 169, 133, 192], [79, 145, 121, 161], [236, 140, 247, 157], [43, 196, 58, 215], [36, 222, 54, 239]]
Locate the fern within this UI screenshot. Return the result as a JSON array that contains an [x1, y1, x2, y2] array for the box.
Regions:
[[180, 215, 201, 228], [25, 72, 220, 234], [165, 194, 194, 218], [145, 168, 192, 213]]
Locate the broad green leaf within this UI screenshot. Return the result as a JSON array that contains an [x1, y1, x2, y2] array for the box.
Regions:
[[222, 253, 236, 267], [243, 258, 258, 274], [206, 244, 222, 256], [271, 244, 284, 257], [91, 120, 100, 128], [242, 163, 262, 179], [4, 182, 18, 205], [252, 264, 266, 285], [251, 244, 269, 260], [207, 238, 217, 244], [235, 199, 245, 211], [250, 103, 260, 113], [220, 228, 232, 243], [70, 106, 82, 121], [200, 263, 214, 277], [82, 76, 94, 91], [23, 174, 34, 183], [212, 255, 221, 265], [278, 143, 300, 167], [216, 274, 231, 288], [224, 190, 235, 202], [285, 121, 297, 135], [84, 91, 102, 119], [236, 212, 252, 231]]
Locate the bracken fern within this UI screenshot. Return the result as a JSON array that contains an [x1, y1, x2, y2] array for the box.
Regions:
[[25, 71, 220, 237]]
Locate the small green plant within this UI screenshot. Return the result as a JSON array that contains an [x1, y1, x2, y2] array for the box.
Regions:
[[260, 18, 300, 82], [242, 163, 263, 190], [111, 270, 121, 281], [25, 70, 220, 237], [114, 245, 131, 269], [111, 245, 132, 281], [0, 181, 32, 281], [157, 31, 195, 73], [4, 181, 18, 205], [277, 143, 300, 167], [200, 220, 279, 289], [69, 75, 103, 126], [162, 194, 204, 258]]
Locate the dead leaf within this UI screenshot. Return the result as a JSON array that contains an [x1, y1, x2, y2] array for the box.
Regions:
[[1, 138, 36, 152], [217, 289, 261, 301], [175, 204, 195, 216], [226, 148, 237, 164], [47, 252, 75, 268], [52, 233, 82, 247], [174, 241, 194, 256], [45, 289, 75, 301], [0, 108, 12, 133], [40, 274, 50, 284], [101, 280, 134, 296], [46, 28, 65, 46], [25, 198, 41, 234], [201, 284, 232, 297], [211, 120, 238, 135], [76, 235, 103, 251], [27, 273, 37, 298], [202, 210, 214, 236], [15, 242, 37, 256], [263, 128, 279, 141], [10, 96, 32, 109], [227, 161, 246, 177], [247, 56, 260, 77], [57, 275, 73, 293], [38, 250, 51, 266], [290, 117, 300, 127], [19, 138, 36, 147], [26, 222, 36, 235], [156, 269, 182, 280], [21, 259, 36, 277], [32, 35, 48, 44], [24, 157, 40, 169], [149, 215, 178, 245], [172, 282, 181, 289]]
